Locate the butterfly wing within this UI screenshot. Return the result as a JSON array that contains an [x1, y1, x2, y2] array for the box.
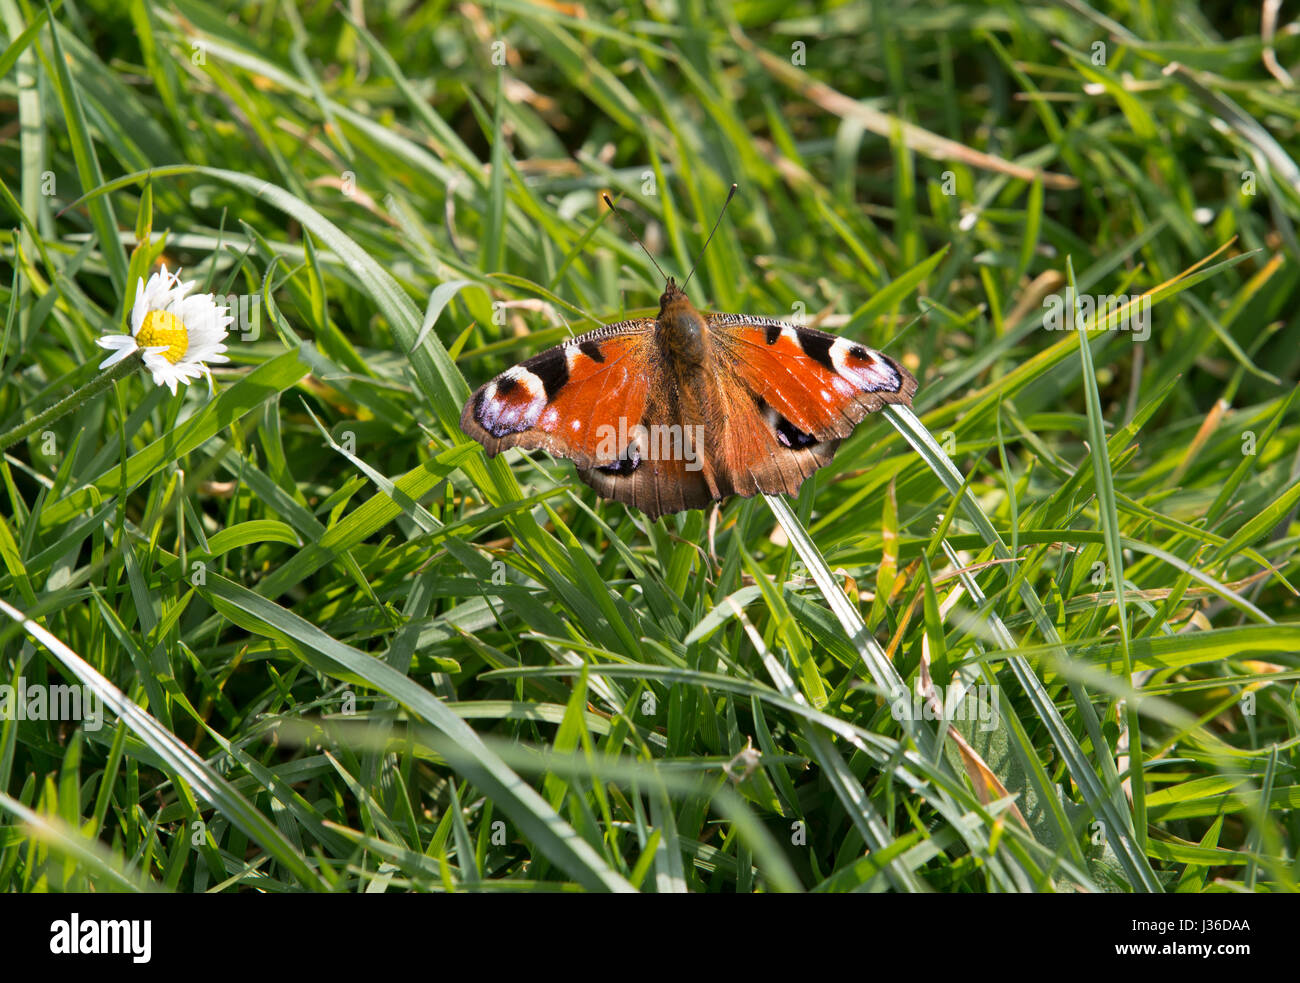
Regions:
[[709, 313, 917, 436], [462, 317, 725, 520], [577, 354, 835, 518], [460, 317, 659, 468], [575, 441, 720, 520], [576, 311, 914, 515], [702, 371, 842, 501], [705, 313, 917, 497]]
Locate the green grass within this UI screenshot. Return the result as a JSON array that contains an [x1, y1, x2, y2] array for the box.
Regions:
[[0, 0, 1298, 892]]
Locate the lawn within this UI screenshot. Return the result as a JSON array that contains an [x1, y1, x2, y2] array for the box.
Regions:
[[0, 0, 1297, 893]]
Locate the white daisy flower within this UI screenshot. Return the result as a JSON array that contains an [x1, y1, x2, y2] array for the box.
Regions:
[[96, 264, 233, 395]]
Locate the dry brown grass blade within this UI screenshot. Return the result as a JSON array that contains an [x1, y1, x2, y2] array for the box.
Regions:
[[1171, 398, 1230, 484], [920, 625, 1031, 831], [734, 29, 1079, 191]]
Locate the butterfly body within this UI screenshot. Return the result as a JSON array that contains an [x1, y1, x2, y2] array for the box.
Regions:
[[655, 282, 709, 368], [460, 277, 917, 520]]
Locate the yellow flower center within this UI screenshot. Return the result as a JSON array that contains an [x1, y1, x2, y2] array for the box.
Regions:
[[136, 310, 190, 364]]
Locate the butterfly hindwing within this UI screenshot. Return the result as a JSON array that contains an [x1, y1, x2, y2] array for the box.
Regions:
[[708, 374, 842, 500], [576, 446, 717, 519], [573, 375, 831, 519]]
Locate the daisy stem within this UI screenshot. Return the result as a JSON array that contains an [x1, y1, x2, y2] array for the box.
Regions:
[[0, 350, 145, 454]]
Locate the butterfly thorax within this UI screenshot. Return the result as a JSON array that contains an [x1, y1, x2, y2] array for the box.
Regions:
[[654, 278, 708, 371]]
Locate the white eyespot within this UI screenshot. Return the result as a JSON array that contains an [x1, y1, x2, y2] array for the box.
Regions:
[[829, 337, 898, 392], [478, 366, 547, 434], [570, 419, 581, 432], [542, 407, 559, 428]]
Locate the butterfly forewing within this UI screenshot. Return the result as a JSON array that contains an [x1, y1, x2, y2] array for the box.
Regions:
[[709, 313, 918, 442], [459, 318, 656, 468]]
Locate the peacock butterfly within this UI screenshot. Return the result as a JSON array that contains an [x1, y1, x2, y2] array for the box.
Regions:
[[459, 187, 918, 520]]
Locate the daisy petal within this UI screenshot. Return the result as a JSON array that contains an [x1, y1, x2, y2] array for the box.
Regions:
[[131, 278, 148, 334], [96, 335, 138, 369]]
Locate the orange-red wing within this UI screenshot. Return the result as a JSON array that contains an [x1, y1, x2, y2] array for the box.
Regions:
[[709, 314, 917, 442], [460, 318, 656, 469]]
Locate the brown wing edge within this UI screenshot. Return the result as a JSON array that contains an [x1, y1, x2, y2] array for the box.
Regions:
[[575, 460, 717, 521]]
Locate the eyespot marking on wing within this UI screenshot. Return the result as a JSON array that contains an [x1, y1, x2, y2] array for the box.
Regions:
[[595, 444, 642, 476], [759, 398, 819, 449], [476, 366, 548, 437], [829, 337, 903, 392]]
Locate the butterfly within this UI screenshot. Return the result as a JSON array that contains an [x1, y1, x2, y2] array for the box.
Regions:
[[459, 190, 918, 520]]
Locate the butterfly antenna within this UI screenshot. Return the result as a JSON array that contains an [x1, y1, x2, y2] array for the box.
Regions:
[[681, 183, 738, 292], [602, 193, 669, 285]]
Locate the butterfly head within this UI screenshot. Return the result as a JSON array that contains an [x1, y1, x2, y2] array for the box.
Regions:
[[657, 276, 691, 312], [656, 277, 707, 368]]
